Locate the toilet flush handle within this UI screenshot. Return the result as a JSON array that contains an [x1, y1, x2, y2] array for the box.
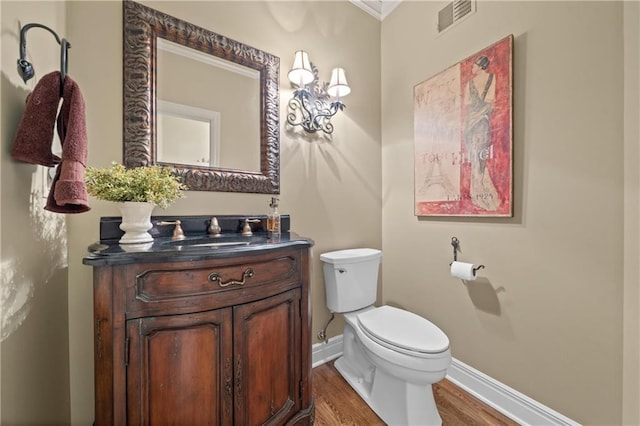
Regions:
[[338, 268, 346, 274]]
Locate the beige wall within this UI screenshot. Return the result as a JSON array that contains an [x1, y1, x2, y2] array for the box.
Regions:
[[1, 1, 71, 424], [382, 1, 634, 425], [623, 2, 640, 425], [65, 1, 381, 423]]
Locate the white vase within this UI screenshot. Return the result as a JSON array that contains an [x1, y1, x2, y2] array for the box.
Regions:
[[118, 201, 155, 244]]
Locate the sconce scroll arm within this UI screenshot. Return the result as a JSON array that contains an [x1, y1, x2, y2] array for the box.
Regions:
[[287, 88, 345, 134]]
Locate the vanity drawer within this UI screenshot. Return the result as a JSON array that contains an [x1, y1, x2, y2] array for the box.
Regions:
[[123, 249, 302, 318]]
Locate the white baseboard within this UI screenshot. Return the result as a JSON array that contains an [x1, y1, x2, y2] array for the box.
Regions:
[[312, 335, 343, 368], [312, 335, 580, 426], [446, 358, 580, 426]]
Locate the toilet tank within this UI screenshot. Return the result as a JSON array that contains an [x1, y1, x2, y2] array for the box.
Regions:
[[320, 248, 382, 313]]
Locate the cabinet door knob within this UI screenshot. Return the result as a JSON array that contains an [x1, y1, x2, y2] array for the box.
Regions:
[[208, 268, 255, 287]]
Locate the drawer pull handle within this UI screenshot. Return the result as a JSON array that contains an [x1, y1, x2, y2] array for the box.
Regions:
[[209, 268, 255, 287]]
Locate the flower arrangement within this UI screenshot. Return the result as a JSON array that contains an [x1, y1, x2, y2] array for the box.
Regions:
[[85, 163, 186, 209]]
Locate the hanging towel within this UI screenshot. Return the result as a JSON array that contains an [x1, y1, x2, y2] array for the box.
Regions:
[[46, 73, 90, 213], [11, 71, 62, 167], [11, 71, 90, 213]]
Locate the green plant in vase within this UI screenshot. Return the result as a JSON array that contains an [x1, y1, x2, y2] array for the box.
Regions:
[[85, 163, 187, 243]]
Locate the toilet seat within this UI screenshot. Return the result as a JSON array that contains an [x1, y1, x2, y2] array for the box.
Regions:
[[357, 305, 449, 356]]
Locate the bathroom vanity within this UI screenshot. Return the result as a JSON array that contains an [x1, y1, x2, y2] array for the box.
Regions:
[[84, 216, 314, 425]]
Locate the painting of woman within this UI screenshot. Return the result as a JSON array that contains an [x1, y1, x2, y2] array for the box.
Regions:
[[414, 35, 512, 217], [464, 55, 499, 211]]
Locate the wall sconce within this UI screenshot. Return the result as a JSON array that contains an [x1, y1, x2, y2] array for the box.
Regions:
[[286, 50, 350, 135]]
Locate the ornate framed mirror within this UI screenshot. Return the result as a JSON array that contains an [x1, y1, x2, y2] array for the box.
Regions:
[[123, 0, 280, 193]]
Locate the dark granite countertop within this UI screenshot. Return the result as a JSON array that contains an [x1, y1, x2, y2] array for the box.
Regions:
[[83, 214, 313, 266], [83, 231, 314, 266]]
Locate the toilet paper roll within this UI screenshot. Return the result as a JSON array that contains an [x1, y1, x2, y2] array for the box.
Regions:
[[450, 261, 478, 281]]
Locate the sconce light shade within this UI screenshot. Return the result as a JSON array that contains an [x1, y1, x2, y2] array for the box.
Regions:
[[327, 68, 351, 98], [287, 50, 314, 86]]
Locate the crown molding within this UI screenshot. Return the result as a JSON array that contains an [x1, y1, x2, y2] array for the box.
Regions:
[[349, 0, 403, 21]]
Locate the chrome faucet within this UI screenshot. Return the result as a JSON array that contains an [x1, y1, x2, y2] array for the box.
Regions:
[[241, 218, 261, 237]]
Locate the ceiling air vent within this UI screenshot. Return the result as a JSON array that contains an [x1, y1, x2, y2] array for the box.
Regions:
[[438, 0, 475, 33]]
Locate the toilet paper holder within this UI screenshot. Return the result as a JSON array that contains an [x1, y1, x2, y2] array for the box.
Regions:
[[450, 236, 485, 273]]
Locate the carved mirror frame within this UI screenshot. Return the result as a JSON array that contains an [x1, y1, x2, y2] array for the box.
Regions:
[[123, 0, 280, 193]]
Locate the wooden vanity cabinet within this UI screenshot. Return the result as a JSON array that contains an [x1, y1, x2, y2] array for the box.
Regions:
[[90, 245, 314, 425]]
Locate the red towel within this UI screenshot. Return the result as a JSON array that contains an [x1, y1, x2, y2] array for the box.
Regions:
[[11, 71, 90, 213]]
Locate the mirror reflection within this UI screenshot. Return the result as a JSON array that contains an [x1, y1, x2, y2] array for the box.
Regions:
[[156, 38, 261, 171], [157, 100, 220, 167]]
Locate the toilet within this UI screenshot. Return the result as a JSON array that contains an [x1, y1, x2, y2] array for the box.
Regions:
[[320, 248, 451, 426]]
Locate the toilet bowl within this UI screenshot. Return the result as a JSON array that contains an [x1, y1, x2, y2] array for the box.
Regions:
[[321, 249, 451, 426]]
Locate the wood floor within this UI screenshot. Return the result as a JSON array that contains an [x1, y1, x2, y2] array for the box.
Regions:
[[312, 361, 519, 426]]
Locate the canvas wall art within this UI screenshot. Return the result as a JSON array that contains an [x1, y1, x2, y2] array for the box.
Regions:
[[414, 35, 513, 217]]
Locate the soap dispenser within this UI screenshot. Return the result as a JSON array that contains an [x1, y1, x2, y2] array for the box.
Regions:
[[267, 197, 281, 237]]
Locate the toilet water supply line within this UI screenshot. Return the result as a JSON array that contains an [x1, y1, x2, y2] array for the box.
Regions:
[[317, 313, 335, 343]]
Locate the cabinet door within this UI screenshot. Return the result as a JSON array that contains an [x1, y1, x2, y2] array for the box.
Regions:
[[233, 289, 302, 426], [127, 309, 233, 425]]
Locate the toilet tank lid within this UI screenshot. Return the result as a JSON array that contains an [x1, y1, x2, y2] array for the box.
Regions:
[[320, 248, 381, 264], [357, 305, 449, 354]]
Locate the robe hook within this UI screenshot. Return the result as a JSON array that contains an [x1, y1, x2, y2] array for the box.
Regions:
[[450, 236, 460, 264]]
